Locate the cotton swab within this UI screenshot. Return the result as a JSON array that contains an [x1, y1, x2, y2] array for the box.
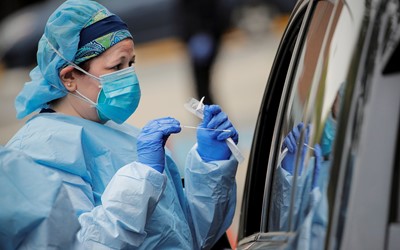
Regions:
[[182, 125, 231, 132]]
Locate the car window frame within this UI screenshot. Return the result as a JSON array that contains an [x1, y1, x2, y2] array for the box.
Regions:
[[262, 0, 338, 234], [237, 0, 314, 244]]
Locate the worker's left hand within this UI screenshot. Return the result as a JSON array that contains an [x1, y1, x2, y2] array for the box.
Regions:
[[137, 117, 181, 173], [197, 105, 238, 162]]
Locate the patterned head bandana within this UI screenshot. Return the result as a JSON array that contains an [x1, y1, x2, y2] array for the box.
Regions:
[[73, 9, 132, 65]]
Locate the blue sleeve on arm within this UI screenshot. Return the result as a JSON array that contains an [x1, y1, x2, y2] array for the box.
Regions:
[[184, 145, 238, 249]]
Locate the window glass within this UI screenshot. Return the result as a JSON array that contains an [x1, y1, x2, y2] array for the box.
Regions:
[[264, 1, 361, 248], [266, 0, 340, 244]]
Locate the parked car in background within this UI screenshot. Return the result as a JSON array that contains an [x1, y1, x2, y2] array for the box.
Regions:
[[0, 0, 181, 68], [227, 0, 400, 249]]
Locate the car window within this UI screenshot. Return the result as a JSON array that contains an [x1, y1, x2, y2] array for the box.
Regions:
[[263, 1, 375, 249], [266, 0, 338, 237]]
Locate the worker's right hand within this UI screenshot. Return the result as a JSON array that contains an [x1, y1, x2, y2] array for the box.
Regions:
[[137, 117, 181, 173], [196, 105, 238, 162]]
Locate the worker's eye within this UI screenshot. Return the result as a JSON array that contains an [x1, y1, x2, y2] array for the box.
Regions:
[[111, 64, 122, 71], [129, 56, 136, 66]]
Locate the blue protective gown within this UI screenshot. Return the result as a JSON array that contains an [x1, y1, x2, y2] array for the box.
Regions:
[[0, 147, 80, 250], [6, 113, 238, 249]]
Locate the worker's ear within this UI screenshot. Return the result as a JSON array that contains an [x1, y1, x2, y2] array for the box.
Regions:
[[59, 66, 77, 92]]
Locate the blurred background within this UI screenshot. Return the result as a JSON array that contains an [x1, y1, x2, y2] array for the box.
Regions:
[[0, 0, 295, 242]]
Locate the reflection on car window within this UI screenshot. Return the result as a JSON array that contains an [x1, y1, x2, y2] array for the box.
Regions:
[[265, 1, 344, 248]]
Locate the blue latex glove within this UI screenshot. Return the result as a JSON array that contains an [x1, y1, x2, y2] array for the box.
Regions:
[[312, 144, 322, 189], [281, 122, 309, 175], [197, 105, 239, 162], [137, 117, 181, 173]]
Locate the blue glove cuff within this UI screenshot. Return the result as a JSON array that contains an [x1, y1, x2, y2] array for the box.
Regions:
[[196, 143, 231, 162], [149, 164, 164, 173]]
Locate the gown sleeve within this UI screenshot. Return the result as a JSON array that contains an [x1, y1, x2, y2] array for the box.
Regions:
[[76, 162, 166, 249], [183, 145, 238, 249]]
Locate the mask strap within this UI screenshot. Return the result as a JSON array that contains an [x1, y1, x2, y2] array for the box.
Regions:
[[74, 90, 97, 107], [47, 81, 97, 108], [43, 36, 100, 81]]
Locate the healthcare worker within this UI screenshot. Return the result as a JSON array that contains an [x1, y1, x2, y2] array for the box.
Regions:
[[270, 93, 341, 249], [269, 123, 322, 231], [267, 123, 324, 250], [5, 0, 239, 249], [283, 117, 337, 250]]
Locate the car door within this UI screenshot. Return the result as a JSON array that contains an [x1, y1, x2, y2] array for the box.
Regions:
[[325, 0, 400, 249], [237, 0, 400, 249]]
